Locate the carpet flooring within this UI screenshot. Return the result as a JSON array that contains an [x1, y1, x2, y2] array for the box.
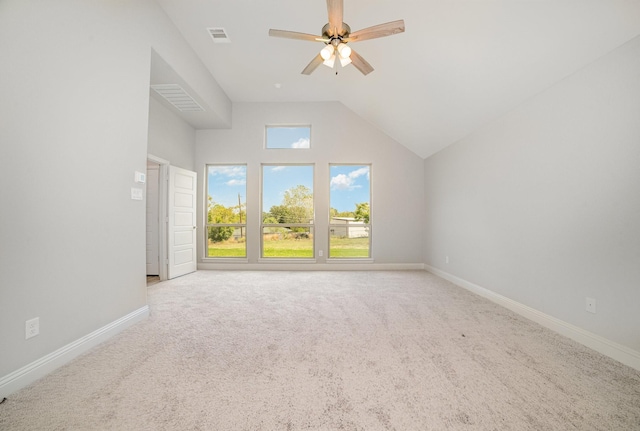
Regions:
[[1, 270, 639, 430]]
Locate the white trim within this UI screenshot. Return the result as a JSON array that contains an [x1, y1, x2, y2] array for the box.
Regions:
[[0, 306, 149, 398], [148, 154, 169, 281], [146, 154, 169, 165], [425, 265, 640, 372], [198, 262, 424, 271], [327, 258, 374, 264]]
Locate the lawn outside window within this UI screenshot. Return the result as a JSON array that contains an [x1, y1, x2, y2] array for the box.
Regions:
[[261, 164, 314, 259], [205, 164, 247, 258], [329, 164, 371, 259]]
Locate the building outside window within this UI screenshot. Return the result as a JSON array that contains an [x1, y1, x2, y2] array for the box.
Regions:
[[329, 164, 371, 258]]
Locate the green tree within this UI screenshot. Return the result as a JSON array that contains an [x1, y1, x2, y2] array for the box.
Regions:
[[263, 185, 313, 234], [282, 185, 313, 223], [207, 199, 236, 243], [265, 185, 313, 224], [336, 210, 355, 218], [354, 202, 370, 224], [266, 205, 291, 224]]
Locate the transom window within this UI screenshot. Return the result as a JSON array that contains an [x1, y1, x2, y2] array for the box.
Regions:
[[265, 125, 311, 149], [329, 164, 371, 258], [205, 164, 247, 258], [261, 164, 314, 258]]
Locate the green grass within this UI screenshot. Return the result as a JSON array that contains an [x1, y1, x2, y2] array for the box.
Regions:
[[208, 236, 370, 258], [207, 240, 246, 258], [262, 238, 313, 258], [329, 237, 370, 258]]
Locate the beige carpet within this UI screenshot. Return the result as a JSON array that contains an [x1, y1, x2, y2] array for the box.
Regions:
[[1, 270, 639, 430]]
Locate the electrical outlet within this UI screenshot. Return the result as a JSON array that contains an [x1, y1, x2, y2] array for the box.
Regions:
[[586, 297, 596, 314], [445, 256, 449, 264], [26, 317, 39, 339], [318, 250, 323, 257]]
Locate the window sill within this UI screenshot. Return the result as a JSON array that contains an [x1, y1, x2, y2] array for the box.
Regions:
[[201, 258, 249, 263], [326, 258, 374, 263], [258, 258, 317, 264]]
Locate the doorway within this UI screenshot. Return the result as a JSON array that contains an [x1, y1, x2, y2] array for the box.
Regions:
[[146, 155, 169, 281]]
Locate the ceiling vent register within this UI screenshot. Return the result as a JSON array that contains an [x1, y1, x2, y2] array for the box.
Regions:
[[207, 27, 231, 43], [150, 84, 204, 112]]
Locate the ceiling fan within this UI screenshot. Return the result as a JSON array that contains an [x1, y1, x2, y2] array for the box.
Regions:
[[269, 0, 405, 76]]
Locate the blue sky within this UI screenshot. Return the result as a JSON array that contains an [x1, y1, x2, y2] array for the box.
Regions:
[[207, 164, 370, 214], [262, 165, 313, 211], [207, 165, 247, 208], [330, 165, 370, 212]]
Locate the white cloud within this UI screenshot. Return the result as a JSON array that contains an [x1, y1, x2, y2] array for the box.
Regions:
[[330, 174, 351, 190], [226, 179, 246, 186], [271, 166, 286, 172], [330, 166, 370, 190], [349, 166, 369, 179], [209, 165, 246, 178], [291, 138, 310, 148]]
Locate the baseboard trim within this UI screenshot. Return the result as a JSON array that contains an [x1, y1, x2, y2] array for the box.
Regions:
[[198, 262, 425, 271], [425, 265, 640, 372], [0, 306, 150, 398]]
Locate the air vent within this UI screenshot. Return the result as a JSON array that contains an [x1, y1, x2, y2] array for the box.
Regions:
[[150, 84, 204, 112], [207, 27, 231, 43]]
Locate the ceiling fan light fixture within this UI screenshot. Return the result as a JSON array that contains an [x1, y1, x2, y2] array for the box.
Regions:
[[320, 44, 335, 60], [268, 0, 405, 76], [339, 55, 352, 67], [323, 54, 336, 68], [337, 43, 351, 59]]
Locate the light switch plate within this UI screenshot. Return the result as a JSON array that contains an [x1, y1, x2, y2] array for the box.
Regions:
[[131, 187, 143, 200]]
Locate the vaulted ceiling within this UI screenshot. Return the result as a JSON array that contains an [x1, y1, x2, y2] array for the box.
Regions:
[[156, 0, 640, 158]]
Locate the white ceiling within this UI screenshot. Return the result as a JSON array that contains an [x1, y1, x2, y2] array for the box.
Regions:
[[156, 0, 640, 159]]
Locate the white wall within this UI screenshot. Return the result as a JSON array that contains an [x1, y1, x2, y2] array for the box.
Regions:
[[196, 102, 425, 266], [148, 97, 196, 170], [0, 0, 229, 383], [424, 36, 640, 352]]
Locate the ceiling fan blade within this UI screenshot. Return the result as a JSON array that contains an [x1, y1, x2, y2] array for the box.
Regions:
[[302, 54, 324, 75], [326, 0, 344, 36], [348, 19, 405, 42], [350, 49, 374, 76], [269, 29, 322, 42]]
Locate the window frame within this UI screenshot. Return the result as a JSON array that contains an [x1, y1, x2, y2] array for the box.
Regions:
[[264, 125, 312, 149], [328, 163, 372, 260], [204, 164, 248, 259], [260, 163, 315, 259]]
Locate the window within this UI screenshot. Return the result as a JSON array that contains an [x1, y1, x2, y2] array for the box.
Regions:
[[329, 164, 371, 258], [261, 164, 314, 258], [205, 165, 247, 258], [265, 125, 311, 149]]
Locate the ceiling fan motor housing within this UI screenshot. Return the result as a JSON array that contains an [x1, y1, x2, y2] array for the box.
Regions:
[[322, 22, 351, 44]]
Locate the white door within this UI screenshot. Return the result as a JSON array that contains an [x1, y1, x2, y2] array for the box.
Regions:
[[146, 166, 160, 275], [168, 166, 197, 279]]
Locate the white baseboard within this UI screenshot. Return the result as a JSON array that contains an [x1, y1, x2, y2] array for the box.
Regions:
[[0, 306, 150, 399], [424, 265, 640, 372], [198, 262, 425, 271]]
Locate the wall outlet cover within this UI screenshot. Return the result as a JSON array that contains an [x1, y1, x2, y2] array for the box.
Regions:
[[26, 317, 39, 339]]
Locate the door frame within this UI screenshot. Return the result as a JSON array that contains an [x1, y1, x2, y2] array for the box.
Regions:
[[147, 154, 169, 281]]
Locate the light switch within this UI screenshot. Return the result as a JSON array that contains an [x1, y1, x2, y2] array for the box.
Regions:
[[131, 187, 143, 200]]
